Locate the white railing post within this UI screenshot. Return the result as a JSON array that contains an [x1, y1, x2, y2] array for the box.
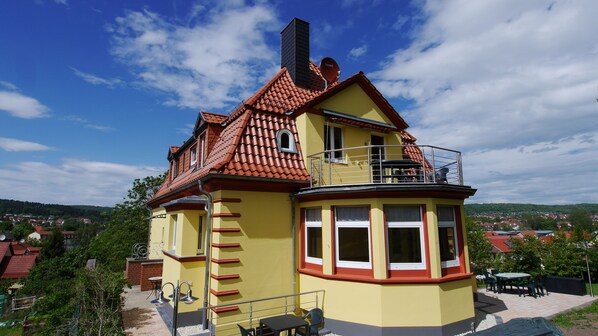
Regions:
[[457, 152, 463, 185]]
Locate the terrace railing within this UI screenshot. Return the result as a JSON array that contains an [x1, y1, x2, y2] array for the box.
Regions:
[[307, 145, 464, 187]]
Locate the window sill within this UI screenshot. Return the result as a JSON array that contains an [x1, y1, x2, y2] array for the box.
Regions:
[[299, 267, 473, 284], [162, 250, 207, 263]]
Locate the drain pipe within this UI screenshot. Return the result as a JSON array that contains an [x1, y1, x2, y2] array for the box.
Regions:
[[198, 182, 213, 330], [290, 194, 297, 303]]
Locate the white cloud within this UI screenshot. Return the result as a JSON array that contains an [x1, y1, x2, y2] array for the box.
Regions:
[[54, 0, 67, 5], [348, 45, 368, 59], [371, 0, 598, 204], [70, 67, 123, 88], [0, 90, 50, 119], [0, 159, 164, 206], [0, 138, 53, 152], [107, 2, 280, 111], [62, 115, 115, 132]]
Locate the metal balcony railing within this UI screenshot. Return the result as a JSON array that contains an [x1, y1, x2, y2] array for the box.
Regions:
[[307, 145, 464, 187]]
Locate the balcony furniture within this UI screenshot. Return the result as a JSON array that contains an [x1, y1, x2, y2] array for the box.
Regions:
[[516, 277, 537, 298], [238, 324, 255, 336], [146, 276, 162, 300], [372, 159, 421, 183], [436, 167, 449, 183], [258, 314, 309, 336], [494, 273, 531, 294], [297, 308, 329, 336], [535, 276, 548, 296]]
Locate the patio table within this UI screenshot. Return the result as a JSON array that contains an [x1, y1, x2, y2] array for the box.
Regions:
[[495, 273, 530, 293], [259, 314, 309, 336]]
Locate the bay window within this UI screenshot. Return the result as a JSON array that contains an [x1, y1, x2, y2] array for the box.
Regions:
[[386, 205, 426, 270], [438, 206, 459, 268], [305, 208, 322, 264], [335, 206, 371, 269]]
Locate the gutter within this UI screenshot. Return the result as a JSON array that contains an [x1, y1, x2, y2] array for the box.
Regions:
[[198, 182, 213, 330]]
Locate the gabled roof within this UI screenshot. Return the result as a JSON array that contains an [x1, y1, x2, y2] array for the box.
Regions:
[[0, 255, 37, 279]]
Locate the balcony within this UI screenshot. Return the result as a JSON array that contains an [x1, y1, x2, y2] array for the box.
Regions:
[[307, 145, 464, 187]]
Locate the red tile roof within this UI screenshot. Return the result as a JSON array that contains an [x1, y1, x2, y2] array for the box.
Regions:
[[201, 111, 228, 124], [487, 235, 515, 253], [1, 255, 37, 279], [150, 63, 411, 203], [0, 243, 9, 262]]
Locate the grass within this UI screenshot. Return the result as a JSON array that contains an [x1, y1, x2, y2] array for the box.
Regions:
[[0, 327, 20, 336], [551, 282, 598, 329]]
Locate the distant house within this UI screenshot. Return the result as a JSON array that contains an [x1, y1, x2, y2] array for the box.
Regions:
[[485, 230, 555, 254], [0, 242, 40, 279], [27, 226, 76, 249]]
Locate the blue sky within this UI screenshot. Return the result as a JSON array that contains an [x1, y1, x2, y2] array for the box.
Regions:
[[1, 0, 597, 206]]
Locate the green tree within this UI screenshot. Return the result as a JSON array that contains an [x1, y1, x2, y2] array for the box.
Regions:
[[542, 232, 585, 277], [569, 208, 593, 233], [41, 227, 65, 260], [11, 222, 34, 240], [88, 173, 165, 271], [0, 220, 13, 232], [503, 235, 544, 276], [465, 217, 494, 273]]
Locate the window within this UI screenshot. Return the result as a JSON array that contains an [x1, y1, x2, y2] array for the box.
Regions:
[[199, 133, 206, 167], [335, 206, 371, 269], [324, 125, 344, 162], [305, 208, 322, 265], [190, 145, 197, 167], [276, 129, 297, 153], [386, 205, 426, 270], [171, 214, 178, 250], [172, 160, 179, 179], [197, 216, 206, 255], [438, 206, 459, 268]]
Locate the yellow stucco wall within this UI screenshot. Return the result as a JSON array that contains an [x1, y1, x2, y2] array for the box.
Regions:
[[148, 208, 167, 259], [299, 274, 473, 327], [161, 256, 206, 313], [296, 83, 403, 186], [208, 190, 295, 325]]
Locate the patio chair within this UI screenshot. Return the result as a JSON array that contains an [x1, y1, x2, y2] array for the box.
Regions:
[[297, 308, 330, 336], [483, 271, 497, 293], [237, 324, 255, 336], [516, 278, 537, 298], [535, 275, 548, 296], [435, 167, 449, 183]]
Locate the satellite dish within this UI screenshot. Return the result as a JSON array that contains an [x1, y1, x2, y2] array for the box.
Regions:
[[0, 235, 5, 241], [19, 239, 25, 243], [319, 57, 340, 84]]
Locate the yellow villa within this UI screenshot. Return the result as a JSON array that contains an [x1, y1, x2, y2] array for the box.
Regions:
[[141, 18, 477, 336]]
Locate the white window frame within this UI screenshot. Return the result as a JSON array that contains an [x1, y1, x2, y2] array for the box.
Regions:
[[438, 206, 460, 268], [334, 206, 371, 269], [197, 216, 206, 255], [171, 214, 178, 250], [325, 125, 344, 163], [386, 205, 426, 270], [305, 208, 322, 265], [276, 129, 297, 153], [190, 145, 197, 167], [199, 133, 206, 167]]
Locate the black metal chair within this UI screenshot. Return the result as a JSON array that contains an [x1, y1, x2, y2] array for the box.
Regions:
[[297, 308, 328, 336], [238, 324, 255, 336], [516, 278, 537, 298], [435, 167, 449, 183], [535, 275, 548, 296], [483, 271, 497, 292]]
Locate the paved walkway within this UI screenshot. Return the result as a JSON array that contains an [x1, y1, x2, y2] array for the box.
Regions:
[[122, 285, 170, 336], [472, 287, 597, 333]]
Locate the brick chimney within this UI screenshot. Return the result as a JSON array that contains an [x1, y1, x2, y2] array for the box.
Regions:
[[281, 18, 310, 88]]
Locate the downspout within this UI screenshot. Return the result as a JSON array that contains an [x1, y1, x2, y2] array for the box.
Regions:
[[290, 194, 297, 301], [198, 182, 213, 330]]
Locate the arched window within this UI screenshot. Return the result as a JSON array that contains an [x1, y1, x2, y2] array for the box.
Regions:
[[276, 129, 297, 153]]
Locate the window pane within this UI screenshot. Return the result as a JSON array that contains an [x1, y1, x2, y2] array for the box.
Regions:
[[388, 227, 422, 263], [281, 132, 290, 149], [438, 206, 455, 221], [198, 217, 203, 251], [386, 206, 421, 222], [338, 228, 369, 262], [333, 127, 342, 159], [336, 207, 369, 222], [439, 227, 456, 261], [305, 208, 321, 222], [307, 227, 322, 259]]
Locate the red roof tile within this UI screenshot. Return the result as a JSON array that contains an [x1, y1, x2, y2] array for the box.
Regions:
[[0, 243, 9, 262], [1, 255, 37, 279], [201, 111, 228, 124]]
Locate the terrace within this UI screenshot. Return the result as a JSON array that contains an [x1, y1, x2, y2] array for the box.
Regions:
[[307, 145, 464, 188]]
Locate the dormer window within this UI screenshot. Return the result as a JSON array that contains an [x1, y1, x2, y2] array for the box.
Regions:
[[190, 145, 197, 167], [172, 159, 179, 179], [276, 129, 297, 153]]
